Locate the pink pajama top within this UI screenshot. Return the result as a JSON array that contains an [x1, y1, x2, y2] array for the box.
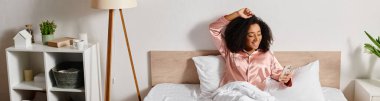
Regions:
[[209, 16, 292, 90]]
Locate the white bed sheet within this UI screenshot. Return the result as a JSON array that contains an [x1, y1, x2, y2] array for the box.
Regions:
[[144, 83, 347, 101]]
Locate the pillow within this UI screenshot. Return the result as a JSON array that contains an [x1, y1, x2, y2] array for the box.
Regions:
[[267, 60, 326, 101], [192, 55, 225, 96]]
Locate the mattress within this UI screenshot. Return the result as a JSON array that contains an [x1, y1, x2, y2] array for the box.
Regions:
[[144, 83, 347, 101]]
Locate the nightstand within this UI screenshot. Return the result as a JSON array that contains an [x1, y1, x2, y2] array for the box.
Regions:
[[355, 79, 380, 101]]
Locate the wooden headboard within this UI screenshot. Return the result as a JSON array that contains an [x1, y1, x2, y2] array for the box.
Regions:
[[150, 51, 341, 88]]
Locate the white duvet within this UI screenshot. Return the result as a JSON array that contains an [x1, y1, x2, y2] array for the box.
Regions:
[[144, 83, 347, 101], [207, 81, 275, 101]]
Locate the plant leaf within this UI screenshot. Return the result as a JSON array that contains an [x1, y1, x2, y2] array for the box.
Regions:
[[365, 31, 380, 49], [364, 43, 380, 57], [375, 49, 380, 57], [364, 43, 375, 53]]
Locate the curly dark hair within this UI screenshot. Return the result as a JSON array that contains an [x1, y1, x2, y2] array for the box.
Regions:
[[224, 16, 273, 53]]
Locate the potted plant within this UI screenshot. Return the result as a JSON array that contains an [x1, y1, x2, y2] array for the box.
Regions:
[[40, 20, 56, 45], [364, 31, 380, 57]]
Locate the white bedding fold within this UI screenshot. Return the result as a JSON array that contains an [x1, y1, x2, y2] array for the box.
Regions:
[[207, 81, 275, 101]]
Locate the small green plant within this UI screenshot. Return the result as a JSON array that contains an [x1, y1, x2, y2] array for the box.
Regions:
[[39, 20, 57, 35], [364, 31, 380, 57]]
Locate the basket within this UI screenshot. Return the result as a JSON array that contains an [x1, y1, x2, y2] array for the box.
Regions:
[[51, 62, 84, 88]]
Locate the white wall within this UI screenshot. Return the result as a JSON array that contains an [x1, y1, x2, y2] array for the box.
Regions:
[[1, 0, 380, 101]]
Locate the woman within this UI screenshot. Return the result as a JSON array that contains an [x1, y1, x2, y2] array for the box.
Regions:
[[209, 8, 293, 91]]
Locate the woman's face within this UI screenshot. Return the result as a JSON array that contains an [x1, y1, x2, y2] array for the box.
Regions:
[[245, 23, 262, 51]]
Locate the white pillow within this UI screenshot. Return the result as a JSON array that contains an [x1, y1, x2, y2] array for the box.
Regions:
[[192, 55, 225, 96], [267, 60, 326, 101]]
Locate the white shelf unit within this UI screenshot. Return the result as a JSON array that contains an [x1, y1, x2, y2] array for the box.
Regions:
[[6, 43, 102, 101]]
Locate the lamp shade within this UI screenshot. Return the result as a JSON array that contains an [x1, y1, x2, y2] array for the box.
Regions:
[[92, 0, 137, 9]]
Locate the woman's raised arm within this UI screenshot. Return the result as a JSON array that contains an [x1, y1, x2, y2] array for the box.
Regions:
[[225, 8, 254, 21]]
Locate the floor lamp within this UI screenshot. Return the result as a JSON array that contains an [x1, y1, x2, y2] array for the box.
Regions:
[[91, 0, 141, 101]]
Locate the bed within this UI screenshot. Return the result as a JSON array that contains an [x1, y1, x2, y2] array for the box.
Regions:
[[145, 51, 347, 101]]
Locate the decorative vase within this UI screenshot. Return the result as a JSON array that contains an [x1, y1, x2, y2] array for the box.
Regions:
[[42, 34, 54, 45]]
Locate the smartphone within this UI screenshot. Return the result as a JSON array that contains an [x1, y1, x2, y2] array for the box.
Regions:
[[280, 65, 293, 79]]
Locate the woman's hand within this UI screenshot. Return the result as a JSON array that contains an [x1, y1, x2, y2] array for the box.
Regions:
[[225, 8, 254, 21], [237, 8, 254, 19], [279, 72, 293, 83]]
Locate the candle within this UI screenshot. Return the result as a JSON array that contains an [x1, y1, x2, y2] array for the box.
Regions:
[[24, 69, 33, 81], [78, 33, 88, 46]]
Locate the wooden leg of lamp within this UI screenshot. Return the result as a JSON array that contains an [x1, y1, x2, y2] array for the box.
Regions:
[[105, 9, 114, 101], [119, 9, 142, 101]]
